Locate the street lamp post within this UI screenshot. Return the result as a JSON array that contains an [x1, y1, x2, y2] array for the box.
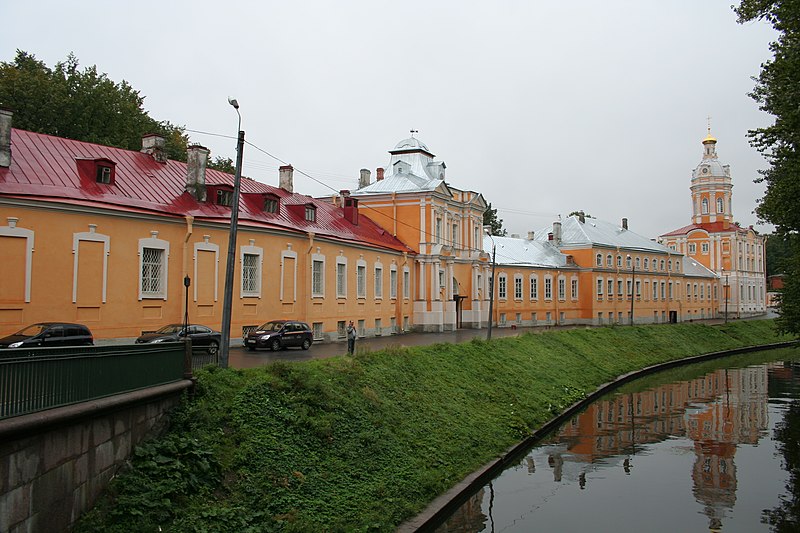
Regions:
[[723, 268, 730, 324], [485, 228, 497, 341], [219, 98, 245, 369], [628, 255, 636, 325], [183, 275, 191, 334]]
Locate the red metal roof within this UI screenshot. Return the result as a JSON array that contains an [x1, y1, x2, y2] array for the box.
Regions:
[[660, 221, 751, 238], [0, 129, 414, 254]]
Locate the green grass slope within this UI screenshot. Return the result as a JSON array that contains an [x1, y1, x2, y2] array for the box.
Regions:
[[76, 320, 792, 532]]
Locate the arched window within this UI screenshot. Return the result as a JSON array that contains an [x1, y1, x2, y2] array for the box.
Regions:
[[606, 254, 613, 267], [644, 258, 649, 271], [716, 197, 724, 213], [702, 198, 709, 214], [596, 253, 602, 266], [626, 256, 632, 269]]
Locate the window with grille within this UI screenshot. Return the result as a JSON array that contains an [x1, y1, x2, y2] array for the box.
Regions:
[[337, 320, 346, 338], [375, 266, 383, 299], [545, 277, 552, 300], [264, 196, 278, 213], [558, 278, 566, 300], [498, 274, 507, 299], [242, 253, 259, 294], [530, 276, 538, 300], [514, 276, 522, 300], [336, 263, 346, 297], [305, 205, 316, 222], [141, 248, 164, 296], [312, 322, 323, 340], [312, 260, 324, 296], [357, 265, 366, 298]]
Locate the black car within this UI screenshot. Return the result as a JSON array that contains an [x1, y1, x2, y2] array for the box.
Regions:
[[0, 322, 94, 349], [245, 320, 313, 351], [135, 324, 221, 355]]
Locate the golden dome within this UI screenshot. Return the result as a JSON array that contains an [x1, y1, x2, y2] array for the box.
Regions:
[[703, 133, 717, 144]]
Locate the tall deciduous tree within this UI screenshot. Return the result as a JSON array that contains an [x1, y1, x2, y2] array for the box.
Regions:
[[735, 1, 800, 335], [0, 51, 190, 161], [483, 202, 507, 236]]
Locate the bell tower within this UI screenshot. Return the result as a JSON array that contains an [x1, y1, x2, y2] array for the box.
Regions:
[[690, 125, 732, 226]]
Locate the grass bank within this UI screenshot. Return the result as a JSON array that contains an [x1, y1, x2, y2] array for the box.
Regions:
[[77, 320, 792, 532]]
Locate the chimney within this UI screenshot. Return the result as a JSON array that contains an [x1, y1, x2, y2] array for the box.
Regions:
[[141, 133, 167, 163], [359, 168, 371, 189], [342, 190, 359, 225], [622, 217, 628, 230], [578, 211, 585, 224], [186, 144, 209, 201], [376, 167, 385, 181], [527, 231, 535, 240], [552, 221, 562, 245], [279, 165, 294, 193], [0, 108, 12, 168], [511, 233, 520, 239]]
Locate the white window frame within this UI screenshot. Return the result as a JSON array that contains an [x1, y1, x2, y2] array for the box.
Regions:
[[514, 274, 523, 300], [139, 232, 170, 300], [240, 243, 263, 298], [390, 266, 398, 299], [544, 276, 553, 300], [558, 276, 566, 301], [530, 275, 538, 300], [597, 277, 603, 298], [357, 260, 367, 299], [336, 256, 347, 298], [498, 273, 507, 300], [571, 277, 578, 300], [403, 267, 410, 299], [311, 254, 325, 298], [374, 262, 383, 299], [280, 246, 298, 303]]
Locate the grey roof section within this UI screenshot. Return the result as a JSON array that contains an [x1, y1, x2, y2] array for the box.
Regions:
[[483, 235, 568, 268], [681, 257, 718, 279], [534, 216, 676, 254], [352, 136, 446, 196]]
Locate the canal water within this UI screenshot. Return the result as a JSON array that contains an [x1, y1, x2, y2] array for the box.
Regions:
[[435, 347, 800, 533]]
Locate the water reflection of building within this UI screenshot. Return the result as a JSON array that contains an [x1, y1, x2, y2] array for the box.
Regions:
[[552, 365, 770, 530], [435, 488, 487, 533]]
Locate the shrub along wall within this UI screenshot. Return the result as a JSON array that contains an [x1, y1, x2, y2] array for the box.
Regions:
[[76, 321, 793, 532]]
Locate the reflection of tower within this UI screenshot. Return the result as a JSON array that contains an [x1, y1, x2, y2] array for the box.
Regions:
[[685, 365, 769, 531]]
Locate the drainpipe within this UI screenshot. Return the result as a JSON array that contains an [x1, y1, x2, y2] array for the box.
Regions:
[[182, 215, 194, 318], [304, 231, 315, 323]]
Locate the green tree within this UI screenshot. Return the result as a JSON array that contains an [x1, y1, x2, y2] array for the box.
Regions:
[[207, 156, 235, 173], [568, 210, 593, 219], [735, 1, 800, 335], [483, 202, 507, 236], [0, 50, 190, 161]]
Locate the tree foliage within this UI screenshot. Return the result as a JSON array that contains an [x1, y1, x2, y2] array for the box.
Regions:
[[483, 202, 507, 236], [0, 50, 191, 161], [736, 1, 800, 335]]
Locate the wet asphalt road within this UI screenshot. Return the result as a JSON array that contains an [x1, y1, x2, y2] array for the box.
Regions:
[[227, 325, 542, 369], [227, 311, 776, 369]]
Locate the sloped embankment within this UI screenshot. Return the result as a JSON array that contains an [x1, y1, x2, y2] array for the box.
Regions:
[[76, 320, 791, 532]]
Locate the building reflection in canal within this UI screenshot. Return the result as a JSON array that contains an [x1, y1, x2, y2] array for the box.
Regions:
[[436, 360, 794, 532]]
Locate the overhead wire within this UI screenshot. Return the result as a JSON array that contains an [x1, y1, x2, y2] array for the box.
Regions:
[[185, 127, 556, 243]]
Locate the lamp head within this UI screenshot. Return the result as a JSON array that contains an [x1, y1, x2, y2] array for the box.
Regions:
[[228, 97, 239, 109]]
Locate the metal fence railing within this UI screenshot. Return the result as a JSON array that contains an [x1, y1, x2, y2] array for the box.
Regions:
[[0, 343, 188, 420]]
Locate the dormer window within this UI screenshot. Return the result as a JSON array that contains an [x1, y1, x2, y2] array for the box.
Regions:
[[77, 158, 116, 185], [264, 195, 278, 214], [97, 165, 113, 184], [305, 205, 316, 222], [216, 189, 233, 207]]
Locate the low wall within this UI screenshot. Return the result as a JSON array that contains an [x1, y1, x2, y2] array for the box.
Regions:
[[0, 380, 193, 533]]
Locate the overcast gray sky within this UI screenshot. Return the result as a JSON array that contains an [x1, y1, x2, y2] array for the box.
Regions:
[[1, 0, 777, 239]]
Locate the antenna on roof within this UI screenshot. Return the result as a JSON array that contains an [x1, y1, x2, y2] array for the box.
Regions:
[[410, 129, 418, 138]]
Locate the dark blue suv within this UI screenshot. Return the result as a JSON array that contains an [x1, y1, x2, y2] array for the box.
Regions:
[[244, 320, 313, 351]]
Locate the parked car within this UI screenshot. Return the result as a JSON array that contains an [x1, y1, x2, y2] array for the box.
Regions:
[[245, 320, 313, 351], [135, 324, 221, 355], [0, 322, 94, 349]]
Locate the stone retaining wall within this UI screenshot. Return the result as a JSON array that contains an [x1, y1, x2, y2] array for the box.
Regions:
[[0, 380, 193, 533]]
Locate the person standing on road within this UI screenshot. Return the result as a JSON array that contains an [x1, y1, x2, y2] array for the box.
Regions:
[[347, 320, 357, 355]]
